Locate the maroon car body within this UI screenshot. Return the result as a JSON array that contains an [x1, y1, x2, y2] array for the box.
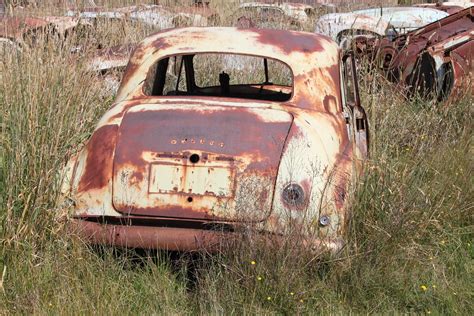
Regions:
[[374, 7, 473, 101]]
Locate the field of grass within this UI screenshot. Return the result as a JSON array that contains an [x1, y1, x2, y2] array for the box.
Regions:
[[1, 0, 473, 314]]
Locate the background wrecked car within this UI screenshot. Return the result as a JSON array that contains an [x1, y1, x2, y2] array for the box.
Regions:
[[234, 1, 334, 29], [66, 3, 219, 29], [315, 6, 448, 45], [374, 7, 474, 102]]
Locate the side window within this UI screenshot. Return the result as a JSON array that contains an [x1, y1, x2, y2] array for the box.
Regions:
[[259, 7, 285, 22], [341, 53, 369, 158], [341, 54, 362, 109], [165, 56, 188, 95], [143, 56, 188, 96], [242, 7, 258, 18], [342, 55, 357, 106]]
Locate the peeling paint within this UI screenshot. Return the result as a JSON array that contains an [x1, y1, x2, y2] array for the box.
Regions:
[[63, 27, 368, 253]]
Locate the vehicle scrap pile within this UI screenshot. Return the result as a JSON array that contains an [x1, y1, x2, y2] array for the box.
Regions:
[[0, 0, 218, 47], [0, 1, 218, 90], [314, 3, 473, 102], [371, 7, 473, 102], [65, 2, 219, 29], [2, 1, 472, 102]]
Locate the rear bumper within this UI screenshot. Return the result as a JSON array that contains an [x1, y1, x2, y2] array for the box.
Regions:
[[71, 219, 229, 252], [71, 217, 345, 254]]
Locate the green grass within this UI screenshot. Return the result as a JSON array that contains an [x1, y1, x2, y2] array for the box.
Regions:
[[1, 1, 473, 314]]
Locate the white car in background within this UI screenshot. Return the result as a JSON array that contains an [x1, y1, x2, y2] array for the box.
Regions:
[[315, 6, 449, 45]]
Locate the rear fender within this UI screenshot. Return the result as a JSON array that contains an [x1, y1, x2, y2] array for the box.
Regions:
[[269, 110, 352, 241], [67, 124, 121, 217]]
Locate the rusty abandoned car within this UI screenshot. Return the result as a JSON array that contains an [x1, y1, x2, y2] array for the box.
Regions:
[[60, 27, 368, 253], [0, 14, 92, 52], [372, 7, 474, 102], [66, 3, 220, 29]]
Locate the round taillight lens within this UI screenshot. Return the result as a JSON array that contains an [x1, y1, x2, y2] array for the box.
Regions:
[[282, 183, 305, 206]]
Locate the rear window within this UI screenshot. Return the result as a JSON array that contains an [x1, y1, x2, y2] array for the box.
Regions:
[[143, 53, 293, 102]]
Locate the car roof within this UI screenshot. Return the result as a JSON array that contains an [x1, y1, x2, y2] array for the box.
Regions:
[[117, 27, 342, 112], [130, 27, 336, 57]]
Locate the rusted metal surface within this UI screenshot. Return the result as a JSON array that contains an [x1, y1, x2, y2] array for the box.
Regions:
[[72, 216, 344, 252], [89, 44, 135, 72], [0, 15, 91, 47], [315, 6, 448, 44], [61, 27, 369, 253], [73, 219, 225, 252], [373, 7, 474, 101], [414, 1, 473, 14], [66, 3, 219, 28], [87, 44, 135, 95], [0, 16, 48, 40]]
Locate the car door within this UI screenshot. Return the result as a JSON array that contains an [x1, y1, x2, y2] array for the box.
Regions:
[[341, 53, 369, 161]]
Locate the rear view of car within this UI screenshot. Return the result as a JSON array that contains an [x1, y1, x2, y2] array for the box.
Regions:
[[60, 27, 368, 254]]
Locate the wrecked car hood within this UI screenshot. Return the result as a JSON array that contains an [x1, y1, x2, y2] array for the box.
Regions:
[[0, 15, 90, 41], [88, 44, 135, 72]]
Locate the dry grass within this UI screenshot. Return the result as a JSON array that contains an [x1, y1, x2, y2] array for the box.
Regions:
[[1, 0, 473, 314]]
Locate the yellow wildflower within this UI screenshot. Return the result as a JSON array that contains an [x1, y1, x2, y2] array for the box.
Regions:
[[267, 296, 272, 301], [290, 292, 294, 296], [427, 311, 431, 314], [251, 261, 256, 265], [432, 285, 437, 289], [421, 285, 428, 291], [299, 299, 304, 303], [257, 276, 263, 281]]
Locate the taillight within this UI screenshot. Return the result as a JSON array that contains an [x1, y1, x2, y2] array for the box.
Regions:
[[282, 183, 305, 207]]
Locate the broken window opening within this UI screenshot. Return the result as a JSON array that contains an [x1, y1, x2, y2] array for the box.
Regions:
[[341, 54, 360, 108], [143, 53, 293, 102]]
